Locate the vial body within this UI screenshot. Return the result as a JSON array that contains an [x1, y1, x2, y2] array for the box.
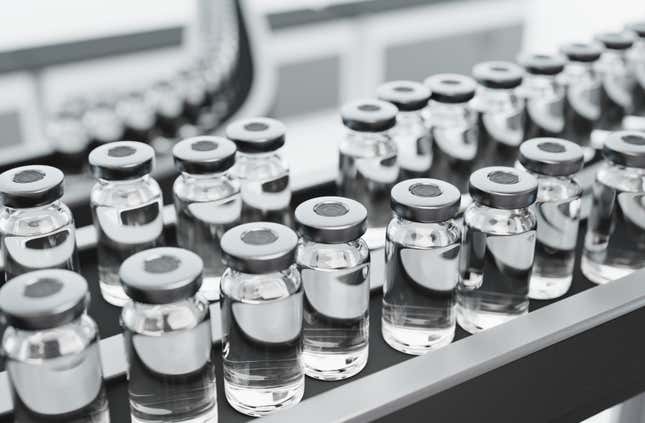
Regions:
[[561, 63, 602, 156], [3, 315, 109, 422], [529, 175, 582, 299], [383, 217, 460, 355], [0, 200, 79, 282], [629, 39, 645, 114], [91, 176, 164, 306], [457, 203, 537, 333], [520, 74, 565, 138], [173, 173, 241, 301], [122, 297, 217, 423], [297, 239, 369, 380], [390, 111, 432, 179], [233, 151, 292, 226], [582, 163, 645, 283], [220, 266, 304, 416], [338, 131, 398, 227], [597, 51, 637, 129]]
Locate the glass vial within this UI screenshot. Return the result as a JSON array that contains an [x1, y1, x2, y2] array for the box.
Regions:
[[0, 269, 109, 422], [517, 138, 584, 299], [582, 130, 645, 284], [0, 165, 79, 282], [226, 117, 293, 226], [595, 32, 637, 129], [423, 74, 478, 192], [82, 102, 125, 151], [377, 81, 432, 179], [89, 141, 164, 306], [120, 247, 217, 423], [116, 92, 157, 143], [518, 53, 566, 139], [559, 42, 603, 160], [295, 196, 369, 380], [471, 61, 525, 166], [383, 179, 461, 355], [457, 166, 538, 333], [46, 115, 90, 174], [220, 222, 304, 416], [626, 23, 645, 115], [338, 99, 399, 228], [173, 136, 241, 302]]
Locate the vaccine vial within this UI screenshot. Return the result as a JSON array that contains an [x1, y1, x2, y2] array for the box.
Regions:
[[377, 80, 432, 179], [226, 118, 293, 226], [47, 115, 90, 174], [0, 269, 108, 422], [120, 247, 217, 423], [0, 165, 79, 282], [295, 196, 369, 380], [423, 74, 478, 192], [220, 222, 303, 416], [89, 141, 164, 306], [595, 32, 637, 129], [339, 99, 399, 227], [582, 130, 645, 284], [382, 179, 461, 355], [116, 92, 157, 143], [82, 102, 125, 150], [559, 42, 603, 160], [626, 23, 645, 114], [457, 166, 538, 333], [173, 136, 241, 302], [518, 138, 584, 299], [518, 53, 566, 139], [471, 61, 525, 166], [146, 81, 186, 139]]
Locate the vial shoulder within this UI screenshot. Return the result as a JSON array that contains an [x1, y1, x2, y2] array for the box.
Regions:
[[220, 265, 301, 303], [296, 238, 369, 269], [121, 297, 209, 335], [464, 203, 537, 235], [173, 173, 240, 203], [90, 176, 163, 207], [339, 131, 397, 159], [536, 175, 583, 203], [595, 163, 645, 194], [386, 217, 461, 248], [0, 201, 75, 236], [231, 152, 289, 181]]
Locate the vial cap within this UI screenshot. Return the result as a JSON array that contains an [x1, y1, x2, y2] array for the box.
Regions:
[[391, 178, 461, 223], [424, 74, 477, 103], [469, 166, 538, 209], [627, 22, 645, 38], [560, 42, 604, 63], [519, 138, 584, 176], [120, 247, 203, 304], [0, 269, 89, 330], [519, 53, 566, 75], [295, 196, 367, 243], [472, 61, 524, 89], [341, 99, 398, 132], [89, 141, 155, 181], [226, 117, 286, 153], [221, 222, 298, 274], [0, 165, 64, 208], [603, 130, 645, 168], [376, 81, 431, 111], [173, 136, 237, 174], [595, 32, 635, 50]]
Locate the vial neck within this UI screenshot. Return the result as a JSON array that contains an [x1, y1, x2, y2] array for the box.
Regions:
[[99, 175, 149, 185]]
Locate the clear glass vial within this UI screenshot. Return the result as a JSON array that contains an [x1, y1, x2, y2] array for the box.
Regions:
[[377, 80, 432, 179], [626, 22, 645, 114], [0, 269, 109, 422], [423, 74, 478, 192], [338, 99, 399, 228], [220, 222, 304, 417], [518, 138, 584, 299], [226, 117, 292, 226], [89, 141, 164, 306], [0, 165, 79, 282], [47, 115, 90, 174], [82, 102, 125, 150], [518, 53, 566, 138], [173, 136, 241, 302], [457, 166, 538, 334], [116, 92, 157, 143], [582, 130, 645, 284], [295, 196, 369, 380], [559, 42, 604, 159], [383, 179, 461, 355], [120, 247, 217, 423], [595, 32, 637, 129], [471, 61, 525, 163]]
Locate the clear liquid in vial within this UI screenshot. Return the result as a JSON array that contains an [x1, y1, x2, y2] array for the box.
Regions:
[[583, 185, 645, 284], [240, 173, 292, 226], [429, 126, 478, 193], [524, 93, 565, 138], [457, 229, 536, 333], [2, 227, 79, 282], [93, 200, 164, 306], [382, 243, 459, 355], [476, 109, 525, 168], [530, 198, 581, 299], [598, 70, 635, 130], [125, 320, 218, 423], [221, 289, 304, 417], [563, 79, 601, 157], [300, 262, 369, 380], [175, 194, 241, 301]]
